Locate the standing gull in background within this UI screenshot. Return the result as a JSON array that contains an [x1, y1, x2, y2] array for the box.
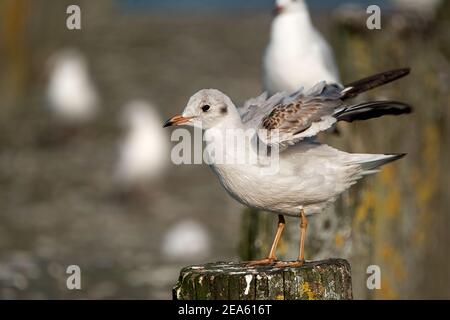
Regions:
[[46, 48, 99, 123], [263, 0, 340, 95], [164, 68, 411, 266], [115, 100, 168, 191]]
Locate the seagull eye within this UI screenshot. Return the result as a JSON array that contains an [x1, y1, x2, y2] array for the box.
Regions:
[[201, 105, 211, 112]]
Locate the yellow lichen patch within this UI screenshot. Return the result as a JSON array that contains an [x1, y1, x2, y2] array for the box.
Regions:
[[385, 187, 400, 218], [386, 187, 401, 218], [379, 245, 406, 281], [377, 164, 401, 219], [377, 278, 399, 300], [301, 282, 315, 300], [379, 165, 395, 185], [416, 180, 436, 209], [370, 159, 406, 300], [415, 124, 438, 205], [410, 124, 440, 247], [275, 294, 284, 300], [354, 190, 376, 225], [335, 233, 345, 249]]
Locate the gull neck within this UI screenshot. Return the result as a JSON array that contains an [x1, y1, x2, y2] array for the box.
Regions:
[[271, 9, 314, 45]]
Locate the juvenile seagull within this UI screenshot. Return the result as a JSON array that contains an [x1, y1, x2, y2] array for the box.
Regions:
[[263, 0, 340, 95], [164, 68, 411, 266]]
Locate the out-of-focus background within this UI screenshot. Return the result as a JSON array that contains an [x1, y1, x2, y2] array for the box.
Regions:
[[0, 0, 449, 299]]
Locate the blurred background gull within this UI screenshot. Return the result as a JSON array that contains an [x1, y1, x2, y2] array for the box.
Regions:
[[161, 220, 211, 261], [115, 100, 168, 196], [0, 0, 449, 300], [263, 0, 340, 94], [46, 48, 99, 124]]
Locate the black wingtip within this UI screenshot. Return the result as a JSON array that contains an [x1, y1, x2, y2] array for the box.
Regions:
[[359, 153, 407, 171], [390, 67, 411, 80], [396, 67, 411, 75], [343, 67, 412, 100], [336, 101, 413, 122], [384, 153, 407, 166], [389, 153, 407, 160]]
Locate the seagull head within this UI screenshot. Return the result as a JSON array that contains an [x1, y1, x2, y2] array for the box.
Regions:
[[163, 89, 239, 130], [273, 0, 306, 16]]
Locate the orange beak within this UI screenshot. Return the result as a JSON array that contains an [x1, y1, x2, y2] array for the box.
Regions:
[[163, 115, 193, 128]]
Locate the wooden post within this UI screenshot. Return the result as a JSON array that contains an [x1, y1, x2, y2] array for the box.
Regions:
[[173, 259, 352, 300]]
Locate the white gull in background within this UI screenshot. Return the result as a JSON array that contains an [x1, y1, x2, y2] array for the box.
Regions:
[[161, 220, 211, 261], [46, 48, 99, 123], [263, 0, 340, 95], [164, 68, 412, 266], [115, 100, 168, 190]]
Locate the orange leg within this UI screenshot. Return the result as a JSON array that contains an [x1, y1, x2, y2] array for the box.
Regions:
[[276, 209, 308, 268], [298, 209, 308, 263], [246, 215, 285, 266]]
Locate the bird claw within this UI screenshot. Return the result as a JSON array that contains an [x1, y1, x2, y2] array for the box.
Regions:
[[274, 260, 305, 268], [244, 258, 277, 266]]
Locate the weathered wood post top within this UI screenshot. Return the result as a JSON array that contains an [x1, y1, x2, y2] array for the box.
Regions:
[[173, 259, 352, 300]]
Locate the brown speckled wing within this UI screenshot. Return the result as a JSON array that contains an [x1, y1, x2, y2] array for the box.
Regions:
[[240, 82, 344, 147], [261, 97, 338, 136]]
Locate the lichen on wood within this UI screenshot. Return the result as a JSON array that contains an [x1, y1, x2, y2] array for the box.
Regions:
[[173, 259, 352, 300]]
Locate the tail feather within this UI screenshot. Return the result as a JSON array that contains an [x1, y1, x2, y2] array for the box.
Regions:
[[342, 68, 410, 100], [355, 153, 406, 173], [335, 101, 412, 122]]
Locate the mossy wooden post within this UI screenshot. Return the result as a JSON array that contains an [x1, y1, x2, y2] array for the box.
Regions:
[[173, 259, 352, 300]]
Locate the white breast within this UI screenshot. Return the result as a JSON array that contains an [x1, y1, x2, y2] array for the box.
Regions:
[[208, 142, 360, 217]]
